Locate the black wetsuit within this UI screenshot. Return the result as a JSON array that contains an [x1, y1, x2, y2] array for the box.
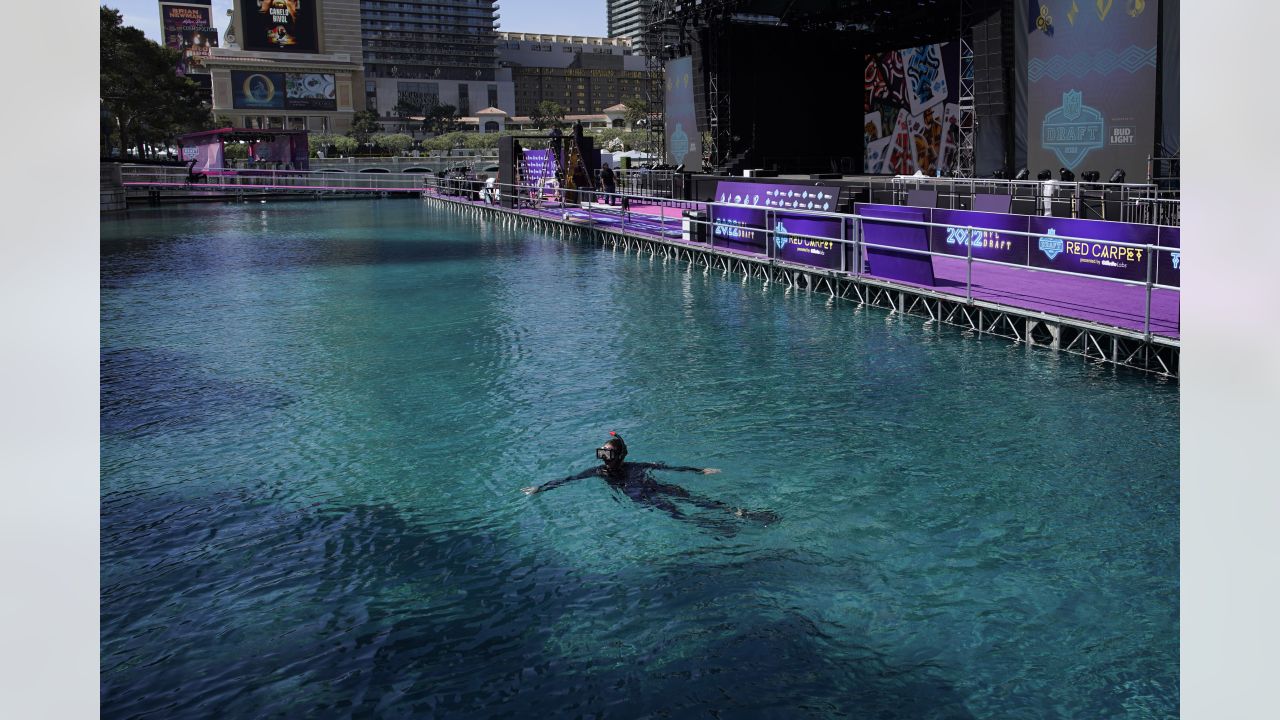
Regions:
[[530, 462, 778, 528]]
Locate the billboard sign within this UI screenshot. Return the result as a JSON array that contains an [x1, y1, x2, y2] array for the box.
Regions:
[[1026, 0, 1158, 179], [522, 149, 556, 187], [159, 1, 217, 75], [710, 181, 842, 259], [242, 0, 320, 54], [664, 56, 702, 171], [232, 71, 336, 110], [928, 208, 1030, 265], [863, 41, 960, 175], [1028, 216, 1155, 282]]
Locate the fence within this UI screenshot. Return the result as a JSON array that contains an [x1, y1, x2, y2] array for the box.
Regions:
[[888, 175, 1178, 226], [120, 165, 428, 193], [425, 175, 1180, 339]]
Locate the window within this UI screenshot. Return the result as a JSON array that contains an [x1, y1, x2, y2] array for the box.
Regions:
[[457, 84, 470, 116], [487, 84, 498, 109]]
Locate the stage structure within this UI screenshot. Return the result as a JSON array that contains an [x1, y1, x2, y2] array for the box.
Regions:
[[178, 128, 310, 172], [653, 1, 1176, 181], [497, 130, 602, 209]]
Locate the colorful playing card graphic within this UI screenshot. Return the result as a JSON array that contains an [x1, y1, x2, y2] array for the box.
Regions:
[[901, 43, 948, 116], [864, 56, 888, 111], [938, 103, 961, 175], [908, 112, 929, 175], [886, 109, 915, 175], [865, 136, 892, 174], [864, 110, 882, 146]]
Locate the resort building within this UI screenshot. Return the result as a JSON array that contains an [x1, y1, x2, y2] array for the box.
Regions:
[[204, 0, 366, 133], [360, 0, 515, 126], [606, 0, 679, 56], [498, 32, 648, 117]]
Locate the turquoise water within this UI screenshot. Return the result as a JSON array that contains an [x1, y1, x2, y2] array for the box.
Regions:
[[101, 199, 1179, 718]]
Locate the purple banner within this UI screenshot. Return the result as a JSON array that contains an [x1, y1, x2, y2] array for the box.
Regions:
[[522, 148, 556, 188], [859, 205, 936, 286], [1156, 227, 1180, 287], [1028, 217, 1155, 283], [710, 181, 841, 255], [928, 208, 1030, 265], [774, 215, 846, 270]]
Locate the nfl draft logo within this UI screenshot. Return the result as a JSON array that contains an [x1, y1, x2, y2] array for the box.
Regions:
[[1041, 90, 1104, 169], [1039, 228, 1064, 260], [774, 221, 789, 251]]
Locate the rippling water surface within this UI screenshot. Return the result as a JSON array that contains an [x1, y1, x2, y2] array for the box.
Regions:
[[101, 199, 1178, 718]]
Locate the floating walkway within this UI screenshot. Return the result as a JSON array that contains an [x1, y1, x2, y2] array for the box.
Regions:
[[423, 191, 1179, 378]]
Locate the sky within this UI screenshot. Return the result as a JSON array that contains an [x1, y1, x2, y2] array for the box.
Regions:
[[104, 0, 609, 44]]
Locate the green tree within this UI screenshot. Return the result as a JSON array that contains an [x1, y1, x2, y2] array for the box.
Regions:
[[530, 101, 566, 130], [101, 6, 210, 159], [422, 103, 460, 136], [622, 96, 651, 129], [348, 110, 383, 147], [373, 133, 415, 155], [307, 134, 357, 158]]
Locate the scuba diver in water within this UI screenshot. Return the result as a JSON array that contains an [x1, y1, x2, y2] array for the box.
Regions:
[[522, 432, 779, 528]]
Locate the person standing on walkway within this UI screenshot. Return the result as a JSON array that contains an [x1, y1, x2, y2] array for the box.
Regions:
[[600, 163, 617, 206]]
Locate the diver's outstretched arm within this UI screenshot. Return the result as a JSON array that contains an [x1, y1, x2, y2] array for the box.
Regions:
[[522, 467, 597, 495], [637, 462, 721, 475]]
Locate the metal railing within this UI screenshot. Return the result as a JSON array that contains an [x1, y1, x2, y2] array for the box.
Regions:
[[425, 176, 1180, 339], [120, 164, 429, 193], [610, 168, 677, 199], [1147, 154, 1180, 192], [888, 175, 1178, 226]]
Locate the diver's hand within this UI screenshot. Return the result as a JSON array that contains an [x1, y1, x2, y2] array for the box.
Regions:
[[522, 486, 539, 495], [701, 468, 721, 475]]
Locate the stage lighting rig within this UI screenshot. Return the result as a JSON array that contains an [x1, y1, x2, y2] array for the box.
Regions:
[[1109, 169, 1126, 183], [1059, 168, 1075, 182], [1014, 168, 1029, 180], [1081, 170, 1100, 182], [1037, 169, 1052, 181]]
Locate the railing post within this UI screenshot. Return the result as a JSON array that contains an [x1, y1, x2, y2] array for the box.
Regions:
[[854, 216, 863, 274], [840, 216, 847, 274], [765, 209, 773, 260], [966, 225, 974, 303], [1143, 243, 1154, 338]]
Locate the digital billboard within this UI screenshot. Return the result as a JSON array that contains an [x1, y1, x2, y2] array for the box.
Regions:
[[864, 41, 960, 175], [242, 0, 320, 54], [159, 1, 217, 75], [232, 71, 336, 111], [664, 57, 702, 171], [1026, 0, 1159, 179]]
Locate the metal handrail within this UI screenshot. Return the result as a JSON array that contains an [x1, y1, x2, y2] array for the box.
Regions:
[[889, 174, 1178, 226], [120, 165, 428, 192], [427, 176, 1180, 337]]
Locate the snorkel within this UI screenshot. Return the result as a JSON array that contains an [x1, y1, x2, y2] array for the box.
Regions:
[[595, 431, 627, 471]]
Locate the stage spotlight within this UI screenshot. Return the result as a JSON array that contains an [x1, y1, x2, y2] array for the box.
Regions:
[[1037, 169, 1052, 181], [1059, 167, 1075, 182], [1109, 168, 1126, 183], [1081, 170, 1100, 183], [992, 168, 1006, 179], [675, 163, 685, 173], [1014, 167, 1029, 180]]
